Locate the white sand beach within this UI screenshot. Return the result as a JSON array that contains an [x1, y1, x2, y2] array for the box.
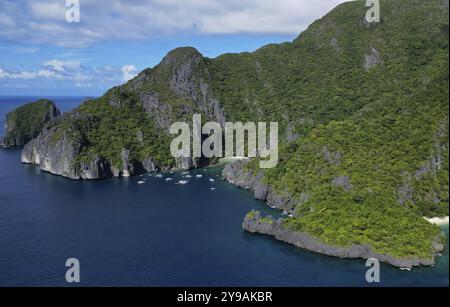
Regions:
[[424, 216, 449, 226]]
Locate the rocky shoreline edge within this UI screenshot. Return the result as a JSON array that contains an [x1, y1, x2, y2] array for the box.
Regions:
[[244, 211, 445, 269], [222, 161, 446, 269]]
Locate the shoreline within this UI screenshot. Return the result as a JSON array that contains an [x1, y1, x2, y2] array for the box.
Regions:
[[243, 211, 444, 269], [222, 161, 447, 269]]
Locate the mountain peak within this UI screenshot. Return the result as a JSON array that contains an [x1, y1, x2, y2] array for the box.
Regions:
[[160, 47, 204, 67]]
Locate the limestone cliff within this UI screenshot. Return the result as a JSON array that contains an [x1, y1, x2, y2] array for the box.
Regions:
[[222, 160, 304, 213]]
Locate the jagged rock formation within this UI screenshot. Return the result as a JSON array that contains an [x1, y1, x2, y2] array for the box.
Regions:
[[21, 112, 163, 180], [222, 160, 303, 213], [130, 47, 226, 131], [20, 47, 228, 179], [2, 99, 60, 147]]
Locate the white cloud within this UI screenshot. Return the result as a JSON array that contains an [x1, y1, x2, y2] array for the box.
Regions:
[[30, 2, 67, 21], [0, 59, 134, 89], [43, 59, 81, 72], [121, 65, 138, 82], [0, 0, 347, 48], [0, 69, 36, 80], [0, 69, 65, 80], [37, 69, 63, 79], [0, 68, 8, 79]]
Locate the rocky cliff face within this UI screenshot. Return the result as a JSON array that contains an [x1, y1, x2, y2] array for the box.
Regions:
[[22, 129, 160, 180], [128, 47, 225, 131], [22, 124, 83, 179], [19, 47, 227, 179], [3, 99, 60, 147], [21, 113, 107, 180], [21, 112, 162, 180], [222, 160, 303, 213], [243, 211, 445, 269]]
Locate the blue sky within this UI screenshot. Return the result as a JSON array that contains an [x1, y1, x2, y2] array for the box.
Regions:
[[0, 0, 346, 96]]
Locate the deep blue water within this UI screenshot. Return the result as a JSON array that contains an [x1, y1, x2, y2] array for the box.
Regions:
[[0, 97, 448, 287]]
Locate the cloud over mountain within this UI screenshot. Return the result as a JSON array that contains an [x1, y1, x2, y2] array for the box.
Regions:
[[0, 0, 345, 48], [0, 59, 134, 91]]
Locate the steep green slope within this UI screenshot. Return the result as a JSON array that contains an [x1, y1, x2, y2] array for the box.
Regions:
[[74, 47, 226, 170], [215, 0, 448, 262], [210, 0, 448, 133], [232, 0, 449, 260]]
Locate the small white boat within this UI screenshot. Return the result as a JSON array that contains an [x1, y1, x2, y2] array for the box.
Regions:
[[185, 175, 193, 178], [196, 174, 203, 178], [137, 181, 146, 184], [165, 178, 173, 182], [178, 180, 189, 185], [210, 188, 216, 191], [155, 174, 163, 178], [400, 267, 412, 271], [209, 178, 215, 182]]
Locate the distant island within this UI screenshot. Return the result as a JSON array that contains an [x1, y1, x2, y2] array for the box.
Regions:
[[1, 99, 59, 147], [1, 0, 448, 268]]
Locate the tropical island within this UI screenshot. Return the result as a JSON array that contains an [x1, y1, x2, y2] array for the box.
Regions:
[[1, 0, 448, 268]]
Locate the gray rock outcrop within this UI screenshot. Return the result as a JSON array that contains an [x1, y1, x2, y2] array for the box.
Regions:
[[222, 160, 302, 213], [331, 175, 353, 191], [364, 47, 383, 70], [21, 113, 159, 180], [21, 123, 84, 180], [136, 47, 225, 132]]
